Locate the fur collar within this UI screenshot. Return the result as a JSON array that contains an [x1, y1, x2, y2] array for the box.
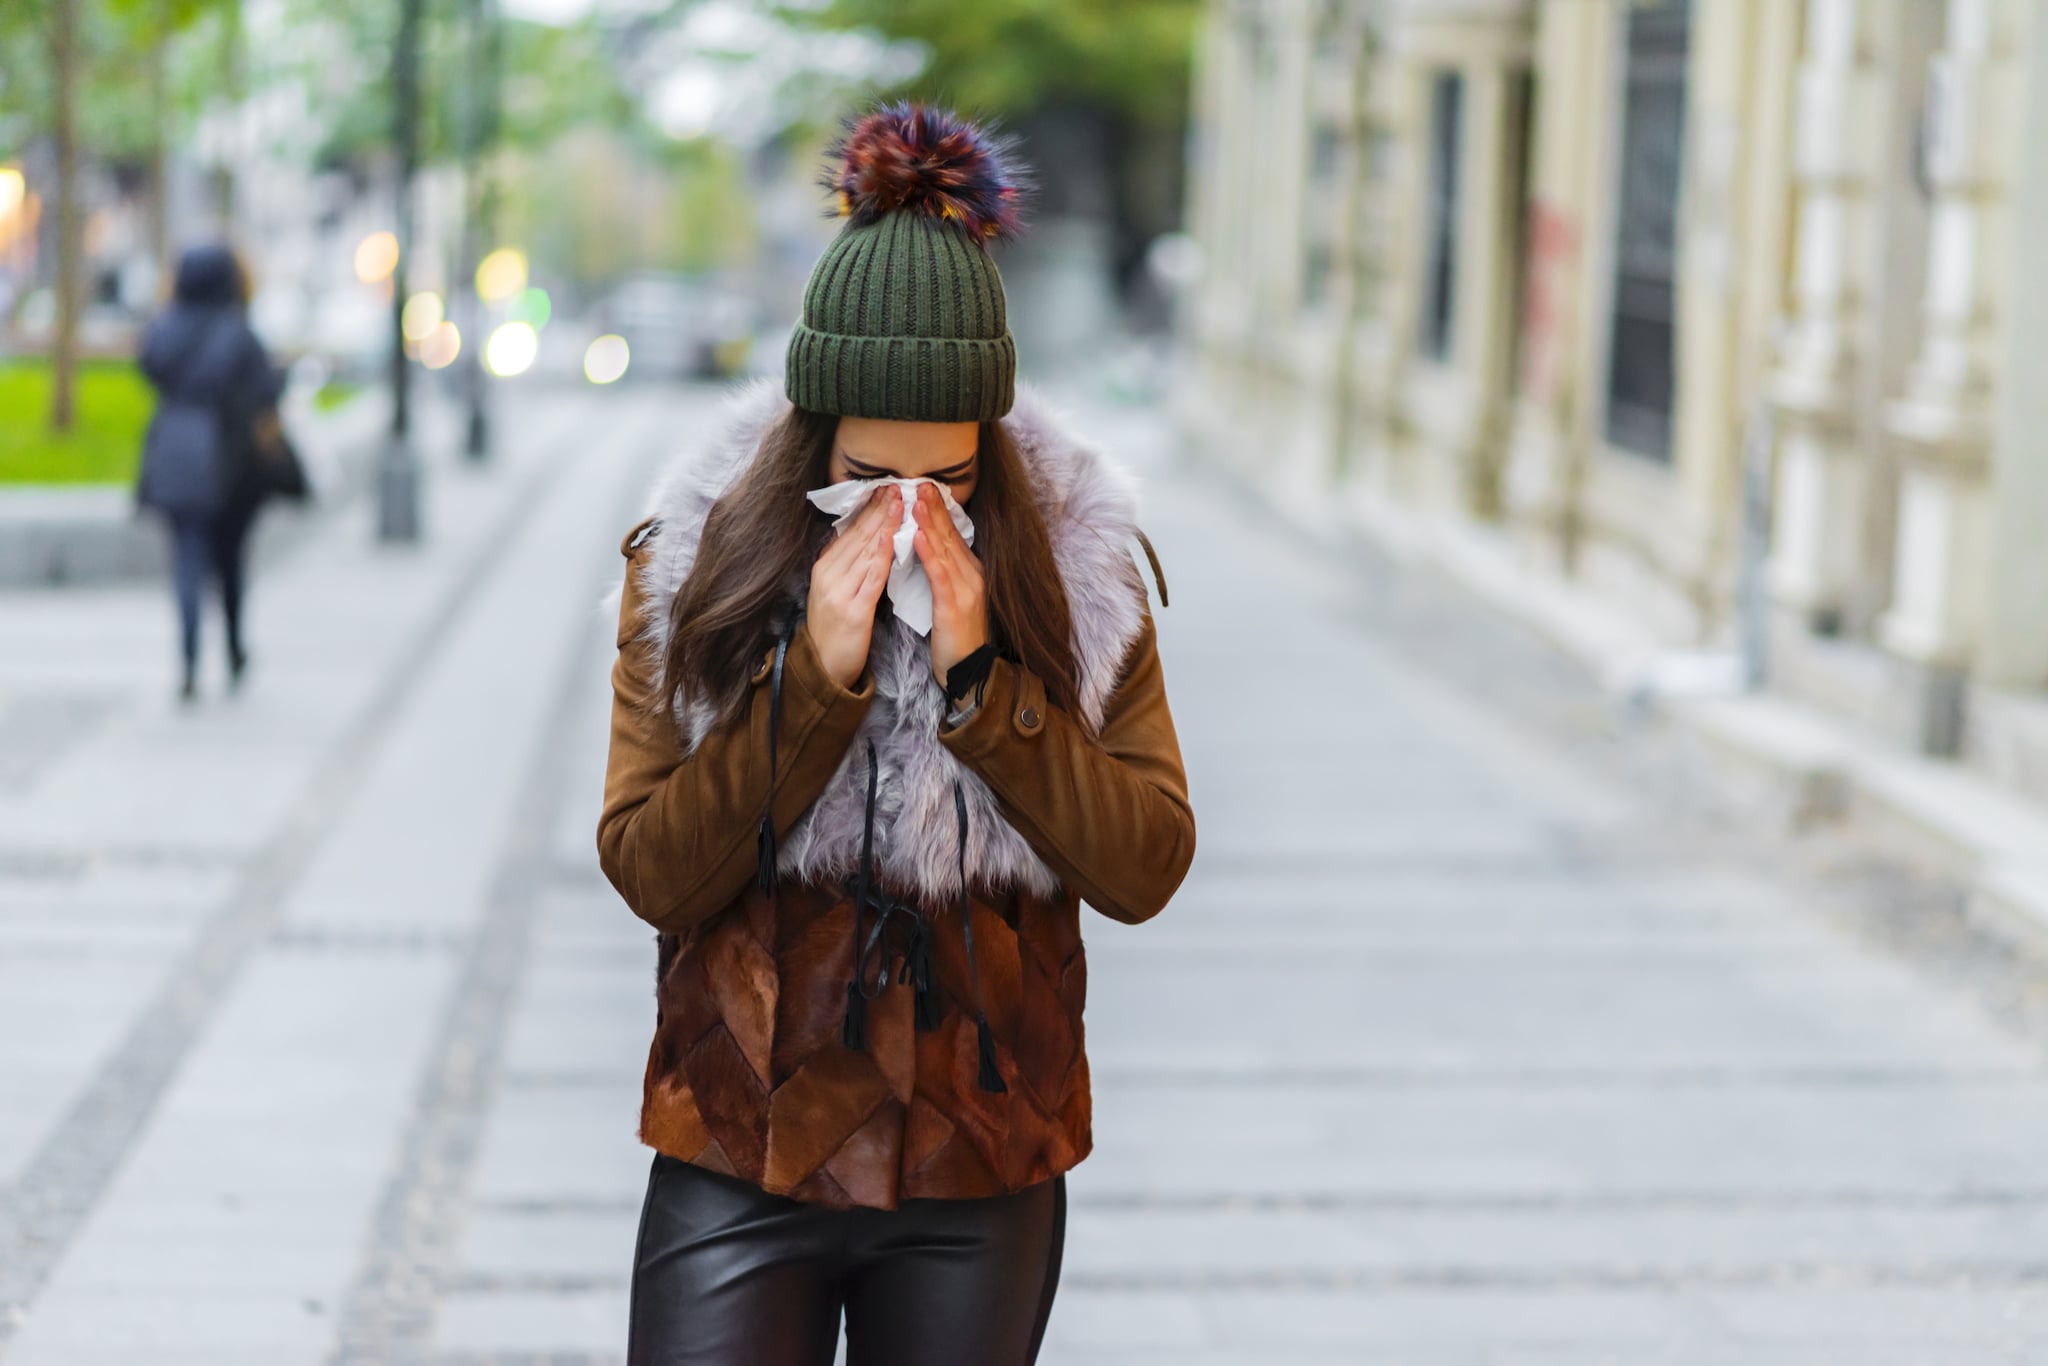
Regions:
[[627, 378, 1149, 900]]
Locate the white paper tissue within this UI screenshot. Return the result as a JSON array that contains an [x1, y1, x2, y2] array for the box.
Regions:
[[804, 476, 975, 637]]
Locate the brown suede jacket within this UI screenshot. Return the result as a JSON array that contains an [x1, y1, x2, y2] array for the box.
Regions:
[[598, 520, 1195, 1209]]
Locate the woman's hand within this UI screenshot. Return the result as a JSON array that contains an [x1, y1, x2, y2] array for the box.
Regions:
[[808, 485, 900, 689], [913, 481, 988, 683]]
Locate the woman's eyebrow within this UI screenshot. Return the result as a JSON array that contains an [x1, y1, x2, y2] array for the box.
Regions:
[[843, 452, 977, 478]]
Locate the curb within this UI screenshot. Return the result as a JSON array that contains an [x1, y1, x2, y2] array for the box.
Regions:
[[0, 390, 389, 588]]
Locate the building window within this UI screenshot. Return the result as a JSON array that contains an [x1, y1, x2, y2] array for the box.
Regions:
[[1420, 72, 1462, 361], [1604, 0, 1690, 461]]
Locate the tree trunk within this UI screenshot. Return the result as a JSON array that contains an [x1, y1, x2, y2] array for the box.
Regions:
[[49, 0, 81, 434], [211, 0, 243, 230], [391, 0, 423, 440], [149, 33, 171, 295]]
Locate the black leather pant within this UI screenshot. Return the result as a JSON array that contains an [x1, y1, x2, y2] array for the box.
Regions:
[[627, 1153, 1066, 1366]]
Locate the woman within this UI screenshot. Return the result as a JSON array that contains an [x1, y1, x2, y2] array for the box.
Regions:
[[137, 244, 286, 700], [598, 104, 1195, 1366]]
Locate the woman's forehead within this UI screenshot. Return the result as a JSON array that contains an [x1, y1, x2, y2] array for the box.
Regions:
[[833, 416, 978, 474]]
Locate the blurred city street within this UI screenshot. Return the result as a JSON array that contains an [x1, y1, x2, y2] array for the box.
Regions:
[[4, 380, 2048, 1364]]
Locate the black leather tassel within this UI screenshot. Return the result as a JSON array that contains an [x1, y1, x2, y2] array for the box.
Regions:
[[976, 1018, 1007, 1093], [755, 816, 777, 897], [842, 980, 867, 1051], [910, 934, 943, 1032]]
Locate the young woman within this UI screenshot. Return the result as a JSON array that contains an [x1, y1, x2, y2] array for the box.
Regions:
[[598, 103, 1195, 1366], [136, 245, 290, 700]]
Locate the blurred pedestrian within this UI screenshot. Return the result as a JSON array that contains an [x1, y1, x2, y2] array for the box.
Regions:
[[597, 104, 1195, 1366], [135, 244, 302, 701]]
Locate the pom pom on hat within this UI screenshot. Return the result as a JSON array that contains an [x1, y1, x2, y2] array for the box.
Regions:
[[825, 101, 1029, 243]]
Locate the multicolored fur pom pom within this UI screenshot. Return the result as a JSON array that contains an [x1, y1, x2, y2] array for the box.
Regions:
[[824, 101, 1029, 244]]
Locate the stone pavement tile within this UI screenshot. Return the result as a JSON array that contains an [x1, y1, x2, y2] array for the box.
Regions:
[[1699, 1285, 2048, 1346], [498, 957, 654, 1081], [1060, 1200, 2048, 1279], [0, 395, 576, 864], [11, 956, 452, 1303], [1188, 810, 1569, 864], [0, 1289, 332, 1365], [454, 1209, 638, 1282], [1157, 865, 1830, 942], [529, 911, 652, 969], [4, 1350, 305, 1366], [1035, 1287, 1207, 1350], [1039, 1356, 1372, 1366], [543, 635, 621, 878], [0, 943, 189, 1183], [0, 861, 235, 923], [279, 401, 653, 939], [1484, 1352, 2020, 1366], [1076, 1079, 2048, 1197], [468, 1085, 650, 1209], [1194, 1287, 1714, 1351], [431, 1287, 627, 1356], [3, 943, 453, 1350], [1078, 937, 2037, 1073]]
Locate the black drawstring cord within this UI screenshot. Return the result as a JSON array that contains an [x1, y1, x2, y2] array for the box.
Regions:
[[955, 782, 1006, 1094], [843, 741, 947, 1047], [756, 605, 797, 898]]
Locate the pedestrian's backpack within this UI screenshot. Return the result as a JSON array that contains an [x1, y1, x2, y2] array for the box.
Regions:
[[138, 319, 229, 519]]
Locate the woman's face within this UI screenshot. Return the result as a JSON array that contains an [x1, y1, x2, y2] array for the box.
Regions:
[[828, 416, 980, 505]]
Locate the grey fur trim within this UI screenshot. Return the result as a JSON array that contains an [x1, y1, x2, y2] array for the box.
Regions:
[[625, 377, 1148, 899]]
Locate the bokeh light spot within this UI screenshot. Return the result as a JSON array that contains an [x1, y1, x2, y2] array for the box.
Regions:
[[508, 286, 552, 330], [584, 334, 630, 385], [475, 248, 528, 303], [355, 231, 399, 284], [402, 291, 444, 342], [486, 321, 539, 378], [420, 320, 462, 370]]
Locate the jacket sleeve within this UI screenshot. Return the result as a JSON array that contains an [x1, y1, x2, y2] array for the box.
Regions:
[[939, 608, 1195, 924], [597, 531, 874, 935]]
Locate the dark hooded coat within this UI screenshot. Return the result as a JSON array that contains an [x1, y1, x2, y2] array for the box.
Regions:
[[136, 246, 285, 518]]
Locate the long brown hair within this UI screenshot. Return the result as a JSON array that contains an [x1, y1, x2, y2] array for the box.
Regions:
[[662, 406, 1083, 733]]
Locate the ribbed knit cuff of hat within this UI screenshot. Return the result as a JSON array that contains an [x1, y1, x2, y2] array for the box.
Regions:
[[785, 328, 1015, 423]]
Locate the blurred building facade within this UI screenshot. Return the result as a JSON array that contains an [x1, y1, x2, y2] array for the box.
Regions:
[[1180, 0, 2048, 798]]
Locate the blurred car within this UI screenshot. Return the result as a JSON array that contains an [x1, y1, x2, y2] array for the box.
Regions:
[[591, 273, 756, 381]]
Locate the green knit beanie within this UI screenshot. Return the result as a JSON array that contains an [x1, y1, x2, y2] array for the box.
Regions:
[[785, 102, 1028, 423]]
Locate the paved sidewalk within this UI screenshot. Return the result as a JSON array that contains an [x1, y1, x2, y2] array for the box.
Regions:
[[4, 384, 2048, 1363]]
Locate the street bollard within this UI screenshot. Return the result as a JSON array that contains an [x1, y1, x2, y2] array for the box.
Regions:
[[377, 433, 423, 543]]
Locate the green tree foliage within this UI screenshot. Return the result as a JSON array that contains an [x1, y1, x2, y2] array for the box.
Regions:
[[291, 1, 638, 172], [783, 0, 1202, 128]]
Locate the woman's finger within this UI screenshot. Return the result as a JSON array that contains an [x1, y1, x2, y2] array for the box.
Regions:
[[851, 529, 893, 605], [915, 484, 961, 554], [915, 527, 947, 586], [920, 514, 978, 597], [930, 486, 977, 561], [817, 486, 898, 576]]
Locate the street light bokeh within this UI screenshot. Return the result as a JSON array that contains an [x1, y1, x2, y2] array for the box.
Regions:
[[584, 334, 629, 384], [354, 231, 399, 285], [484, 320, 537, 377], [420, 321, 462, 370], [475, 247, 527, 303], [401, 291, 444, 342]]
